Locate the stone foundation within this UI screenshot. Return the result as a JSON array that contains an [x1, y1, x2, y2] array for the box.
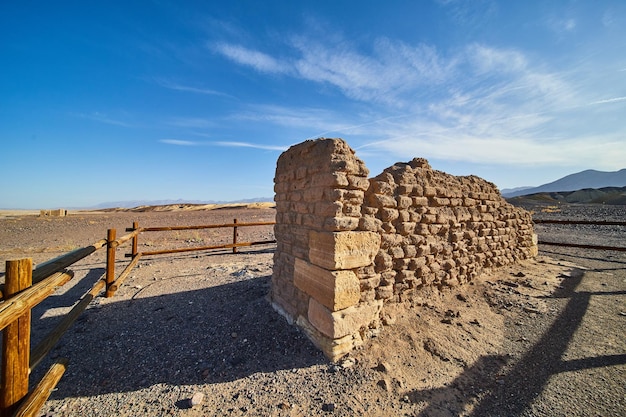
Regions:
[[270, 138, 537, 360]]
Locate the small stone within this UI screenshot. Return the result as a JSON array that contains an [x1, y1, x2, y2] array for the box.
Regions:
[[278, 402, 290, 410], [231, 332, 238, 338], [189, 392, 204, 407], [374, 361, 391, 373], [456, 294, 468, 302], [340, 357, 356, 368], [322, 402, 336, 412], [377, 379, 390, 391], [513, 271, 526, 277], [381, 314, 396, 326]]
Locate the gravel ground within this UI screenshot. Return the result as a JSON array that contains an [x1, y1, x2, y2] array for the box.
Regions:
[[0, 204, 624, 416]]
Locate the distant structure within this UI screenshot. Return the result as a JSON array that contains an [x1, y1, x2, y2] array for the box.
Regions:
[[39, 209, 67, 217], [271, 138, 537, 360]]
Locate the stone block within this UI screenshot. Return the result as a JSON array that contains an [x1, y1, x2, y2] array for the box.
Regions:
[[323, 216, 359, 231], [376, 285, 394, 299], [309, 231, 381, 270], [359, 216, 381, 232], [296, 316, 365, 361], [294, 258, 360, 311], [308, 298, 383, 339]]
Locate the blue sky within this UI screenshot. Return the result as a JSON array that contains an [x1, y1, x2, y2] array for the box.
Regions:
[[1, 1, 625, 209]]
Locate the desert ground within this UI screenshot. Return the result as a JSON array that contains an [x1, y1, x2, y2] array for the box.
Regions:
[[0, 203, 624, 416]]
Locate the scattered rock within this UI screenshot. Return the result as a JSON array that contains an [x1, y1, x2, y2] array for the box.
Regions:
[[377, 379, 391, 391], [340, 357, 356, 368], [381, 314, 396, 326], [423, 338, 450, 362], [374, 361, 391, 373], [322, 402, 336, 412], [523, 306, 541, 314], [456, 294, 468, 302], [444, 309, 458, 318], [189, 392, 204, 408]]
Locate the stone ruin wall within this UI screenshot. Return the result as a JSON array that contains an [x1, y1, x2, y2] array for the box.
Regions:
[[270, 138, 538, 360], [40, 209, 67, 217]]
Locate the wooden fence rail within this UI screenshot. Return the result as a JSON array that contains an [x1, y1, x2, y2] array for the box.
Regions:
[[0, 218, 275, 416], [535, 218, 626, 252]]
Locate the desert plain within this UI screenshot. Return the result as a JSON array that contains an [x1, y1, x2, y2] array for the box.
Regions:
[[0, 203, 624, 416]]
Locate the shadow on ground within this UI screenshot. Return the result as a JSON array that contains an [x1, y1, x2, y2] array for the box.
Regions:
[[404, 263, 626, 416], [31, 253, 325, 400]]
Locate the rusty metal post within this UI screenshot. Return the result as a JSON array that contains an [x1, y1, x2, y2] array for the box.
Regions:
[[1, 258, 33, 416], [232, 219, 238, 254], [106, 229, 116, 298]]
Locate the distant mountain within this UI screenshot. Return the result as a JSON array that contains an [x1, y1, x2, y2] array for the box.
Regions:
[[91, 197, 273, 209], [507, 186, 626, 206], [500, 186, 533, 196], [502, 169, 626, 198]]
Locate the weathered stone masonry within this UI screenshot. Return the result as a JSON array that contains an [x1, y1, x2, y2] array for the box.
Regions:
[[270, 138, 538, 360]]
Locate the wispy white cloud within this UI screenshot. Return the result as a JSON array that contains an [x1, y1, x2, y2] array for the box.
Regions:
[[435, 0, 497, 27], [211, 30, 625, 170], [290, 37, 454, 106], [360, 123, 626, 168], [159, 138, 286, 151], [74, 111, 134, 127], [228, 104, 354, 136], [212, 42, 291, 74], [549, 17, 576, 33], [464, 44, 527, 74], [588, 96, 626, 105], [153, 78, 233, 98], [160, 139, 200, 146], [214, 141, 287, 151]]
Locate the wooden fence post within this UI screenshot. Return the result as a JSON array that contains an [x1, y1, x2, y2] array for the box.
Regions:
[[232, 219, 238, 254], [106, 229, 116, 298], [1, 258, 33, 416], [131, 222, 139, 259]]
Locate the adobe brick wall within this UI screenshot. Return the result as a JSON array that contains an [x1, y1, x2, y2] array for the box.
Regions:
[[270, 138, 537, 360], [39, 209, 67, 217]]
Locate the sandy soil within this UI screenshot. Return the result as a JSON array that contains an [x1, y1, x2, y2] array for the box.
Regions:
[[0, 204, 624, 416]]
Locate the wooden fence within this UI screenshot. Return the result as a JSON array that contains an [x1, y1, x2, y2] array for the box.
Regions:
[[0, 219, 275, 416], [534, 219, 626, 252]]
